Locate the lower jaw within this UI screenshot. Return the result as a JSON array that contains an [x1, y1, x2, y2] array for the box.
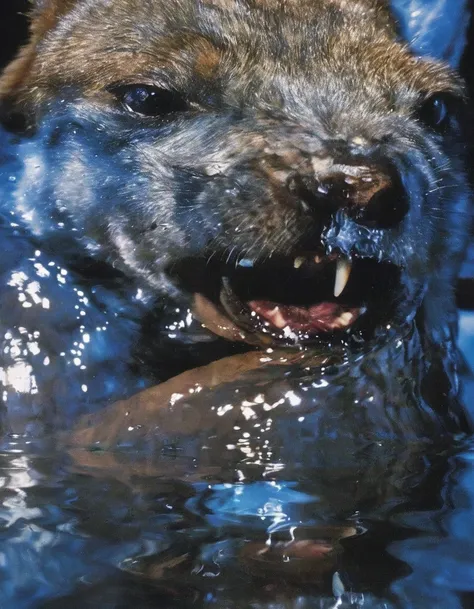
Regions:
[[193, 293, 268, 346], [192, 292, 363, 348]]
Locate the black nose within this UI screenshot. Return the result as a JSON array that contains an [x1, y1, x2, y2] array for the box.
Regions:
[[286, 166, 409, 230]]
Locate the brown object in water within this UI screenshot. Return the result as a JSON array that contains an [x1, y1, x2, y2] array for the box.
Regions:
[[67, 348, 326, 451], [239, 525, 358, 583]]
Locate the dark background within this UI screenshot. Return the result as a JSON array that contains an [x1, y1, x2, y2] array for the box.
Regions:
[[0, 1, 29, 70]]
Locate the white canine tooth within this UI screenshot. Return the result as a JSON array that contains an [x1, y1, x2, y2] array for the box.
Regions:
[[334, 258, 352, 297], [294, 257, 305, 269]]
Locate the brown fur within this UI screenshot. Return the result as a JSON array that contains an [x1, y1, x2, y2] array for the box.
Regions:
[[0, 0, 460, 107]]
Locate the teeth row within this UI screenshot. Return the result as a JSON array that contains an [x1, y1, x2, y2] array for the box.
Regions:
[[264, 308, 354, 330], [293, 255, 323, 269], [293, 255, 352, 298], [334, 311, 354, 327]]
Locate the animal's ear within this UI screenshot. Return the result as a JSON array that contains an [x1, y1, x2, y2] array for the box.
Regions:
[[0, 0, 76, 112], [390, 0, 470, 68]]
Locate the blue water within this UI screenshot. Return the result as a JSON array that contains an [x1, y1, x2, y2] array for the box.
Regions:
[[0, 307, 473, 608], [0, 387, 474, 608], [0, 0, 474, 607]]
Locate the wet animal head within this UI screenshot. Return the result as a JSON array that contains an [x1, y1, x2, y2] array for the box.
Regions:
[[0, 0, 471, 348]]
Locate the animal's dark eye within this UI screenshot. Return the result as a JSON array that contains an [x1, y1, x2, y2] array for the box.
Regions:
[[416, 93, 454, 132], [112, 84, 189, 117]]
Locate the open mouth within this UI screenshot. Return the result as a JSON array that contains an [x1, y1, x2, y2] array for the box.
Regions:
[[167, 250, 401, 347]]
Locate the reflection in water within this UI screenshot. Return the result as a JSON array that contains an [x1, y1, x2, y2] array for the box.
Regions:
[[389, 446, 474, 609], [0, 433, 473, 608], [0, 318, 472, 607]]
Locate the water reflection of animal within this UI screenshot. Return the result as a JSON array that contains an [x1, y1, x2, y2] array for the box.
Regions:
[[0, 0, 472, 440], [65, 343, 466, 604]]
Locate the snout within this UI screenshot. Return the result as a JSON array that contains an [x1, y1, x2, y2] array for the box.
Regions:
[[169, 152, 413, 347], [260, 152, 409, 231]]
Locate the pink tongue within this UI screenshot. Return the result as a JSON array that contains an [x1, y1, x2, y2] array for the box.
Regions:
[[249, 300, 360, 333]]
